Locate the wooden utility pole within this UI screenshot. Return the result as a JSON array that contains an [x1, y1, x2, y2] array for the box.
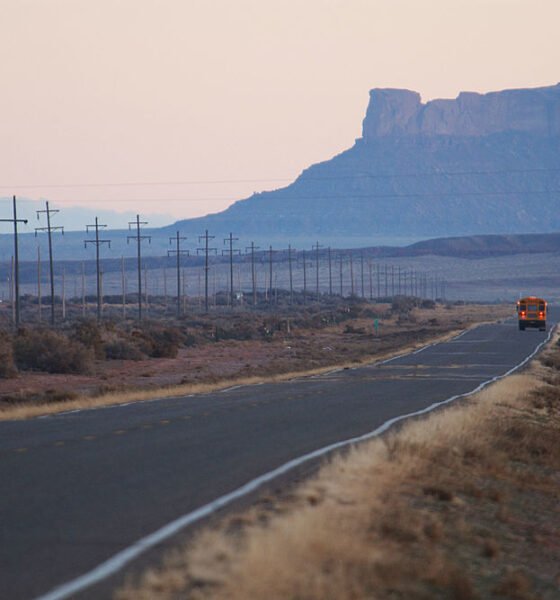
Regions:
[[223, 233, 239, 307], [268, 246, 275, 305], [360, 251, 365, 298], [37, 246, 42, 322], [197, 230, 216, 313], [312, 241, 322, 299], [127, 215, 151, 321], [339, 253, 343, 296], [168, 232, 189, 318], [350, 253, 355, 296], [302, 249, 307, 305], [245, 241, 260, 306], [287, 244, 294, 305], [121, 256, 126, 318], [0, 196, 28, 327], [85, 217, 111, 322], [35, 201, 63, 326], [328, 247, 332, 296]]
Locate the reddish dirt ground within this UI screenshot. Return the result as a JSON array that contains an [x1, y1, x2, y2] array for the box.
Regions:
[[0, 304, 512, 408]]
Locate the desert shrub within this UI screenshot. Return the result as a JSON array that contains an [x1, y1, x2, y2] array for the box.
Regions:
[[104, 339, 144, 361], [0, 335, 17, 378], [215, 322, 257, 341], [13, 329, 93, 374], [344, 324, 366, 334], [391, 296, 417, 314], [420, 299, 436, 309], [134, 326, 181, 358], [71, 319, 105, 358]]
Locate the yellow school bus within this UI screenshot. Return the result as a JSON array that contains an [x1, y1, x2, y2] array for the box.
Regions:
[[517, 296, 546, 331]]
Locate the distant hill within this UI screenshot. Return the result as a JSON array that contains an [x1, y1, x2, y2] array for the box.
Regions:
[[166, 83, 560, 241], [0, 197, 173, 232], [388, 232, 560, 258]]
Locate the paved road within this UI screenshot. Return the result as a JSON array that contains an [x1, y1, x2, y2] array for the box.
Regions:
[[0, 313, 555, 599]]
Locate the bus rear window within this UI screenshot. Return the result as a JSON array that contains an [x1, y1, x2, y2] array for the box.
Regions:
[[528, 304, 538, 311]]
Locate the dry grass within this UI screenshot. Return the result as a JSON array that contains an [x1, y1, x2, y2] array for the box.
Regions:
[[0, 319, 478, 421], [116, 332, 560, 600]]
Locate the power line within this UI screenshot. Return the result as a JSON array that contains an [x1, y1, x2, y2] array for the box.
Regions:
[[1, 166, 559, 190], [9, 188, 556, 205]]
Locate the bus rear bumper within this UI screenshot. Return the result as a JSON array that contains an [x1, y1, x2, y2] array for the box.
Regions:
[[518, 320, 546, 331]]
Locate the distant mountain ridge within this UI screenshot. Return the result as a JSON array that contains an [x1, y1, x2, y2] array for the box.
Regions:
[[167, 83, 560, 241]]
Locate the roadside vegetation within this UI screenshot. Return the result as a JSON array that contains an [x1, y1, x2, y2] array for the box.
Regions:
[[116, 332, 560, 600], [0, 298, 511, 419]]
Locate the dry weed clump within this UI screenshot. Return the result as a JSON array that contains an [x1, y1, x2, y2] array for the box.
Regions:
[[117, 346, 560, 600], [0, 333, 17, 378], [13, 328, 94, 374]]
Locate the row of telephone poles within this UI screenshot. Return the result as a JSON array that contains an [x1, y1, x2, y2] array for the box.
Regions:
[[1, 197, 448, 327]]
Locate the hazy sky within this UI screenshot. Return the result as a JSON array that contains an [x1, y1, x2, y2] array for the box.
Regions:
[[1, 0, 558, 225]]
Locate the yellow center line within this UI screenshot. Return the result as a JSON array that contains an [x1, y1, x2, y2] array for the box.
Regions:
[[83, 435, 96, 441], [14, 447, 28, 453], [160, 420, 171, 425], [54, 441, 65, 447], [113, 430, 126, 435]]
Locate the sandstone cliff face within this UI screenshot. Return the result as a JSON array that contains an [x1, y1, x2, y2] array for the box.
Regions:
[[168, 83, 560, 242], [362, 84, 560, 138]]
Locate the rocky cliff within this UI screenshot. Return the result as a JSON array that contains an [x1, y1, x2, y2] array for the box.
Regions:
[[167, 83, 560, 244], [362, 84, 560, 138]]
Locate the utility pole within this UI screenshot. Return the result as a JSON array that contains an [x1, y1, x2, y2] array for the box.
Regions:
[[268, 245, 275, 305], [37, 246, 42, 322], [168, 232, 189, 318], [360, 251, 365, 298], [127, 215, 151, 321], [350, 253, 355, 296], [312, 241, 322, 299], [81, 261, 86, 317], [35, 201, 63, 326], [339, 253, 343, 296], [287, 244, 294, 305], [368, 261, 373, 300], [197, 230, 216, 313], [223, 233, 239, 307], [384, 264, 388, 298], [302, 249, 307, 305], [245, 241, 260, 306], [328, 247, 333, 296], [84, 217, 111, 322], [121, 256, 126, 318], [0, 196, 28, 327]]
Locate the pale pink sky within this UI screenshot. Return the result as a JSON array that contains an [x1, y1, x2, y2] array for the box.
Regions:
[[1, 0, 558, 223]]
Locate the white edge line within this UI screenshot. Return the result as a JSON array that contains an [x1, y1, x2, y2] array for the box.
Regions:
[[29, 325, 487, 421], [34, 324, 554, 600]]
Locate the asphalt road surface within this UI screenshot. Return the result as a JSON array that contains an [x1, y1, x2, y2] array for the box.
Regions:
[[0, 312, 556, 600]]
